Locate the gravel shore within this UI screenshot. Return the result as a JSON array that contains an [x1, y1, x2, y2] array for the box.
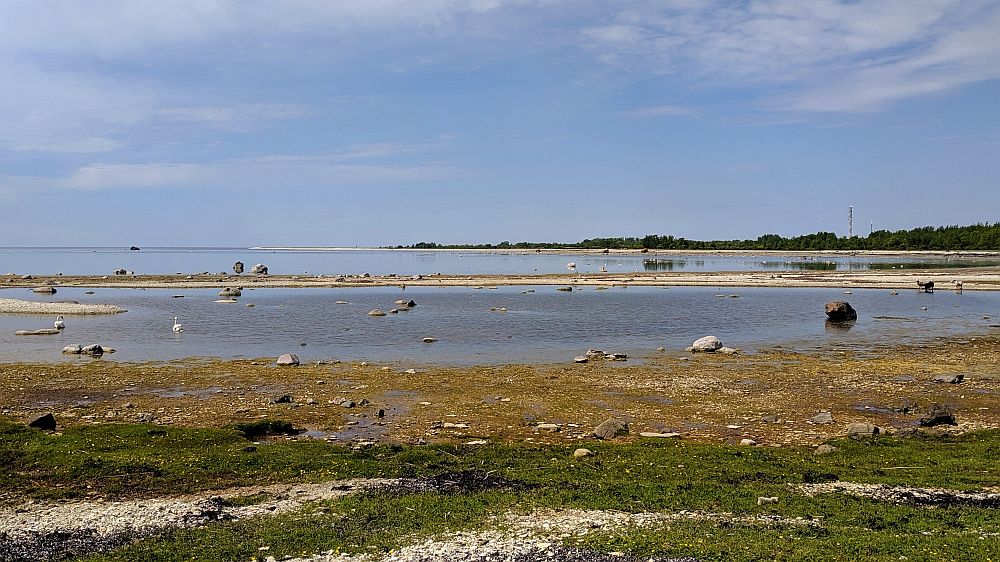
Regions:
[[0, 298, 125, 315]]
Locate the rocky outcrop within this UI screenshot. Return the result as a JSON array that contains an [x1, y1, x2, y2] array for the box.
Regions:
[[250, 264, 268, 275]]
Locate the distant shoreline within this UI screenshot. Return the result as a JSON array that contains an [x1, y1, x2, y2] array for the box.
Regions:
[[252, 247, 1000, 258]]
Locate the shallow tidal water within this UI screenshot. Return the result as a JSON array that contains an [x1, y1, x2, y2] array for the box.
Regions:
[[1, 247, 998, 276], [1, 285, 997, 364]]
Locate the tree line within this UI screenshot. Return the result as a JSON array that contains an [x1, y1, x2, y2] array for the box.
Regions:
[[396, 223, 1000, 251]]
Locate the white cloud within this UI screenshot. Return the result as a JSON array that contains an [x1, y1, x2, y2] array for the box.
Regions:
[[583, 0, 1000, 112]]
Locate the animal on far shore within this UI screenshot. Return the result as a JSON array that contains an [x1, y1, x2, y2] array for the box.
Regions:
[[172, 317, 184, 332], [916, 280, 935, 293], [53, 316, 65, 330]]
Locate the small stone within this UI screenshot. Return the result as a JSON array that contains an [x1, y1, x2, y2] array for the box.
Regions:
[[276, 353, 299, 366], [846, 422, 880, 437], [272, 394, 293, 404], [62, 345, 83, 354], [573, 448, 593, 458], [690, 336, 723, 352], [762, 414, 780, 423], [919, 403, 957, 427], [592, 418, 628, 440], [756, 496, 779, 505], [932, 374, 964, 384], [28, 413, 56, 431], [404, 368, 417, 374], [811, 411, 834, 424], [367, 309, 387, 317], [739, 438, 757, 446], [573, 356, 588, 363], [422, 337, 438, 343], [536, 423, 561, 432], [814, 444, 838, 455]]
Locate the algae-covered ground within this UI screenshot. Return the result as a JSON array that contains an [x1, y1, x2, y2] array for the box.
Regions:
[[1, 336, 999, 561]]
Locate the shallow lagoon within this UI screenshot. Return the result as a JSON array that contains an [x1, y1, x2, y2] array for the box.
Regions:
[[1, 285, 997, 364]]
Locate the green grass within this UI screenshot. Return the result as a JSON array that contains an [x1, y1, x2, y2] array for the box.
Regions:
[[3, 420, 1000, 561]]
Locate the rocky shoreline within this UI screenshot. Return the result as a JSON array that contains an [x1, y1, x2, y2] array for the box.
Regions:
[[2, 268, 999, 291]]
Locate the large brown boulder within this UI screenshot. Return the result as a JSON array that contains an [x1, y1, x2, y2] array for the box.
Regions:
[[825, 301, 857, 322]]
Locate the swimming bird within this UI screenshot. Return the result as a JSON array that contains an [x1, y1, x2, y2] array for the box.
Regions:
[[53, 316, 65, 330], [172, 317, 184, 332]]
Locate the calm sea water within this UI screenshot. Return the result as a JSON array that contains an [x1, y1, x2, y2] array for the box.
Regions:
[[1, 247, 997, 276], [1, 285, 996, 364]]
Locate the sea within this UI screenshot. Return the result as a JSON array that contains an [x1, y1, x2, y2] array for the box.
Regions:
[[1, 247, 998, 364]]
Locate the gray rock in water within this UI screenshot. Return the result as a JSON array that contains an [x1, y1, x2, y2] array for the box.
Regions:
[[811, 411, 834, 424], [690, 336, 723, 352], [824, 301, 858, 322], [233, 261, 245, 274], [62, 344, 83, 354], [919, 403, 957, 427], [28, 413, 56, 431], [276, 353, 299, 366], [367, 309, 387, 317], [422, 337, 438, 343], [846, 422, 880, 437], [80, 344, 104, 356], [593, 418, 629, 440], [250, 263, 269, 275], [219, 287, 242, 297], [32, 286, 56, 294]]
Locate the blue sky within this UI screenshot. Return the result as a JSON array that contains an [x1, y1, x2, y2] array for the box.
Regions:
[[1, 0, 998, 246]]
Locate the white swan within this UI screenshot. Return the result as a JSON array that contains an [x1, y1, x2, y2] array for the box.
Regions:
[[172, 316, 184, 332], [53, 315, 65, 330]]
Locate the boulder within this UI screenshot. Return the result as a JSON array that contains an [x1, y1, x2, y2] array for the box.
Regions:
[[32, 286, 56, 294], [250, 264, 269, 275], [219, 287, 242, 297], [690, 336, 723, 353], [276, 353, 299, 366], [80, 344, 104, 356], [62, 345, 83, 354], [367, 309, 387, 317], [919, 403, 957, 427], [28, 413, 56, 431], [272, 394, 293, 404], [573, 448, 594, 458], [932, 374, 964, 384], [233, 261, 245, 274], [814, 444, 838, 455], [573, 356, 589, 363], [825, 301, 857, 322], [593, 418, 629, 440], [846, 422, 880, 437]]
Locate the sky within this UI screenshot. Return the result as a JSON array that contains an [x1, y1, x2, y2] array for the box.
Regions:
[[1, 0, 999, 247]]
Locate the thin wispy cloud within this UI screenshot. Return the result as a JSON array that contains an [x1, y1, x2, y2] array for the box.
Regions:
[[619, 105, 697, 119]]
